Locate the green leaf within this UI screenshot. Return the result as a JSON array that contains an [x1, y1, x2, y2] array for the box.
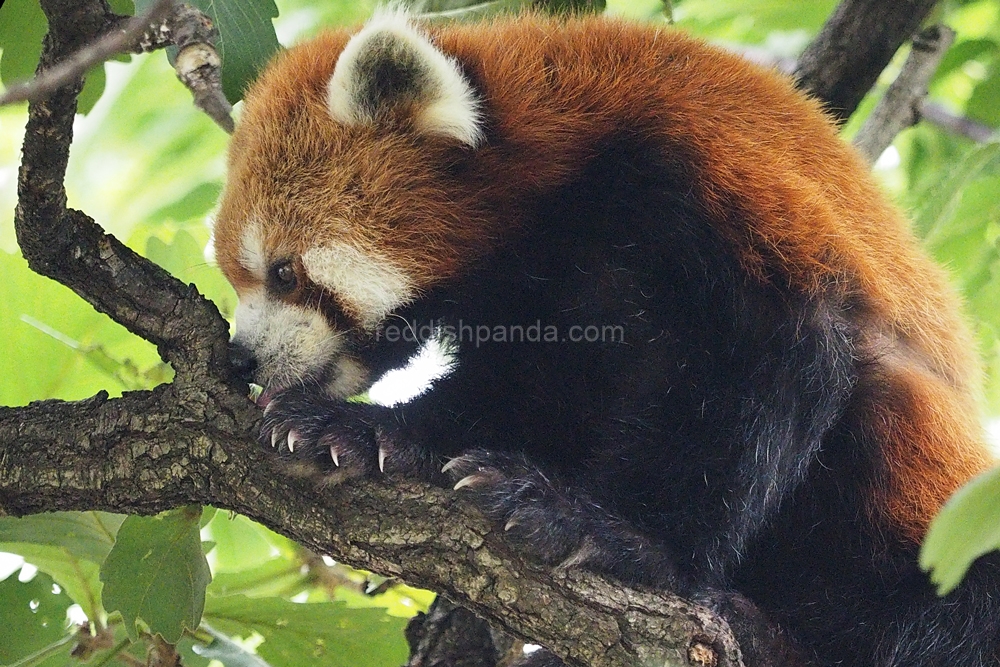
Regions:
[[146, 182, 223, 226], [100, 507, 212, 643], [109, 0, 136, 14], [0, 251, 162, 405], [203, 512, 289, 574], [193, 624, 274, 667], [136, 0, 281, 103], [205, 595, 409, 667], [143, 229, 237, 319], [673, 0, 836, 45], [334, 583, 435, 619], [208, 559, 306, 599], [0, 545, 103, 625], [915, 140, 1000, 244], [920, 466, 1000, 594], [0, 568, 74, 666], [967, 63, 1000, 128], [0, 0, 48, 85], [0, 0, 112, 114], [0, 512, 125, 621], [0, 512, 124, 564], [933, 38, 998, 81]]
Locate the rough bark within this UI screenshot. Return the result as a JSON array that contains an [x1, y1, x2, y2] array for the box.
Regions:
[[795, 0, 940, 120], [0, 392, 743, 667], [853, 25, 956, 163]]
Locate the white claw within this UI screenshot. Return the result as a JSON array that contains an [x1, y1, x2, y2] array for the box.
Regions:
[[441, 457, 462, 474], [378, 446, 387, 473], [287, 429, 299, 453], [263, 400, 276, 417], [270, 429, 280, 448], [504, 518, 518, 532], [330, 446, 340, 467], [453, 474, 480, 491]]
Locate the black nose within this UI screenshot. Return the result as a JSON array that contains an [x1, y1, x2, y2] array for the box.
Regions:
[[228, 341, 258, 384]]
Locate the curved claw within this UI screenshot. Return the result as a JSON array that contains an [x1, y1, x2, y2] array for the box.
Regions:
[[378, 445, 387, 473], [270, 429, 281, 448], [556, 539, 597, 571], [287, 429, 299, 453], [329, 446, 340, 467], [454, 474, 485, 491]]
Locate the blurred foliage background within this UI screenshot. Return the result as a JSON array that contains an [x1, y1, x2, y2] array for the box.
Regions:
[[0, 0, 999, 665]]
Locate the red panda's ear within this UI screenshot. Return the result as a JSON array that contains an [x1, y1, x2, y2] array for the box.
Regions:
[[327, 10, 483, 147]]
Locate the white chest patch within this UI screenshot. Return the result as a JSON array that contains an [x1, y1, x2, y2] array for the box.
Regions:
[[368, 333, 458, 407], [301, 242, 415, 328]]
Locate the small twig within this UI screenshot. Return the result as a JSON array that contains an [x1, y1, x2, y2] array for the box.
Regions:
[[91, 638, 133, 667], [0, 0, 233, 133], [921, 100, 996, 143], [166, 4, 234, 134], [0, 0, 175, 107], [854, 25, 956, 163]]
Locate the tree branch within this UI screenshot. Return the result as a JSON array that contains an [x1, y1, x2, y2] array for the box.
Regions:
[[0, 392, 743, 667], [795, 0, 940, 120], [853, 25, 956, 163], [0, 0, 233, 133], [921, 100, 996, 143], [15, 0, 230, 383], [0, 0, 175, 108]]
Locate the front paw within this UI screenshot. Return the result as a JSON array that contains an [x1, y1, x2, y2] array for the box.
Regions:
[[258, 387, 439, 481], [259, 387, 381, 478], [444, 450, 678, 586], [442, 450, 596, 568]]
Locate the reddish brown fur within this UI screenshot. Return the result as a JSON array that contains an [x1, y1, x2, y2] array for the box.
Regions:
[[214, 14, 993, 542]]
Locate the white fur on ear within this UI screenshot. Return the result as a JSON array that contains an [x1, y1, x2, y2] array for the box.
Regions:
[[327, 10, 483, 147]]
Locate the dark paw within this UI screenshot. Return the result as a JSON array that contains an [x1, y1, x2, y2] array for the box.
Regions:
[[258, 387, 441, 481], [444, 449, 678, 585], [442, 450, 600, 568], [695, 589, 808, 667]]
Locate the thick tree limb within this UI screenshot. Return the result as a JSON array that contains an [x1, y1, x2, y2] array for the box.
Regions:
[[0, 392, 743, 667], [795, 0, 940, 121]]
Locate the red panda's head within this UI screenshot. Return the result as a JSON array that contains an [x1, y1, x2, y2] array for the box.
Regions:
[[214, 11, 488, 397]]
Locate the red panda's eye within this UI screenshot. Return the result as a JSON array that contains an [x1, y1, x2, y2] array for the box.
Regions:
[[268, 260, 297, 293]]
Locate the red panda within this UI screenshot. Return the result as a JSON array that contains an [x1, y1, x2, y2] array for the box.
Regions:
[[213, 10, 1000, 667]]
